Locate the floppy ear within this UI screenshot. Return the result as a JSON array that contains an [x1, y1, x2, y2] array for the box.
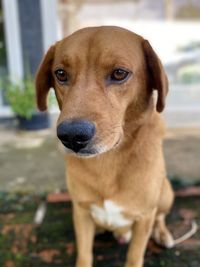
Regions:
[[142, 40, 168, 112], [35, 45, 55, 111]]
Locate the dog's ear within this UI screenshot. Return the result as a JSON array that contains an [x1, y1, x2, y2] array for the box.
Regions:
[[35, 45, 55, 111], [142, 40, 168, 112]]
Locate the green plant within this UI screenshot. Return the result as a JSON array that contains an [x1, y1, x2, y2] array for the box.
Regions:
[[178, 64, 200, 84], [1, 75, 56, 119], [1, 76, 36, 119]]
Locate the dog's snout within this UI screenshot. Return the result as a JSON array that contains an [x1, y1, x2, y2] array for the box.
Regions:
[[57, 119, 95, 152]]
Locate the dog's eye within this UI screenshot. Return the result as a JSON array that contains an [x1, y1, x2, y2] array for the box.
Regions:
[[110, 69, 129, 82], [55, 69, 68, 83]]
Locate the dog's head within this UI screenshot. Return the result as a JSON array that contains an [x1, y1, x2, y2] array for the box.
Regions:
[[36, 26, 168, 157]]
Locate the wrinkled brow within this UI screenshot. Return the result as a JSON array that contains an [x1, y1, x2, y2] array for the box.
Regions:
[[98, 54, 133, 70], [53, 54, 82, 69]]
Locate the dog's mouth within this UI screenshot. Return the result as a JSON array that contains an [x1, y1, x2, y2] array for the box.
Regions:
[[62, 136, 122, 158], [60, 139, 95, 156]]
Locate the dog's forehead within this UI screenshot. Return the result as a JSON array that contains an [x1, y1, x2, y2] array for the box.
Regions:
[[54, 27, 143, 64]]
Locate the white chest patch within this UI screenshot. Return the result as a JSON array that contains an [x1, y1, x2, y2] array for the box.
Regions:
[[90, 200, 132, 229]]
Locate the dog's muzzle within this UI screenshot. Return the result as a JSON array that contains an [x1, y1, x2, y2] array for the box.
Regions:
[[57, 119, 95, 153]]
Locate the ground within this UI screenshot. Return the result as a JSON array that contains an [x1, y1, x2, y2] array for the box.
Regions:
[[0, 191, 200, 267], [0, 126, 200, 266], [0, 127, 200, 192]]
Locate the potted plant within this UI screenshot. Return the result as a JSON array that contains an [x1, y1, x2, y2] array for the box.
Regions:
[[1, 75, 50, 131]]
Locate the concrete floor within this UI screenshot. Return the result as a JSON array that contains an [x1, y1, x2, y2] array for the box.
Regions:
[[164, 128, 200, 183], [0, 127, 200, 192]]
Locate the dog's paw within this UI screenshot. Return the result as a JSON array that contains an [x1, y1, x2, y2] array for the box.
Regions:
[[114, 230, 132, 244], [124, 260, 143, 267], [153, 228, 174, 248], [75, 258, 92, 267]]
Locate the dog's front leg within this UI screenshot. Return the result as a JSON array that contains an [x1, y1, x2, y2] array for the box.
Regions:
[[73, 203, 95, 267], [125, 209, 157, 267]]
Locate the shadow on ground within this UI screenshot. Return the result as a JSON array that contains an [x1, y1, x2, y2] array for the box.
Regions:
[[0, 192, 200, 267]]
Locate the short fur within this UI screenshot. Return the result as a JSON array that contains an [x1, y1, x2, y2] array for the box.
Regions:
[[36, 26, 175, 267]]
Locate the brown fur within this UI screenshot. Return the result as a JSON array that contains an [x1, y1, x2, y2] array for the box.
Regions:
[[36, 26, 174, 267]]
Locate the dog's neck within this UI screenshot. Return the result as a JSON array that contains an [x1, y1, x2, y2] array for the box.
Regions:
[[66, 99, 165, 200], [123, 96, 160, 142]]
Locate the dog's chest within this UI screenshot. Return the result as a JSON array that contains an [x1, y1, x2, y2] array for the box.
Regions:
[[90, 200, 132, 228]]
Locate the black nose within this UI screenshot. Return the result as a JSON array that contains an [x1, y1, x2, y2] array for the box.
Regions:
[[57, 119, 95, 152]]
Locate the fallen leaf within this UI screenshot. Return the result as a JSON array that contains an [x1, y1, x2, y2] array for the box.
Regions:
[[47, 192, 71, 203], [96, 255, 104, 261], [179, 209, 197, 222], [176, 187, 200, 197], [147, 240, 163, 254], [37, 249, 60, 263], [5, 260, 14, 267], [66, 242, 75, 255]]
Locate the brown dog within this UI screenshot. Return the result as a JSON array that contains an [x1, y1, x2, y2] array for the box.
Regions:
[[36, 26, 175, 267]]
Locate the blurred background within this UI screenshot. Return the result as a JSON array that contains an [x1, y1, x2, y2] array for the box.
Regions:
[[0, 0, 200, 190], [0, 1, 200, 266], [1, 0, 200, 125]]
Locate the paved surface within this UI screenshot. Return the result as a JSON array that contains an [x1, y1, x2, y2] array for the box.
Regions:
[[0, 128, 65, 192], [0, 127, 200, 193], [164, 128, 200, 183]]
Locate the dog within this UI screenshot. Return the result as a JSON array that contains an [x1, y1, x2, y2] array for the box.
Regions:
[[36, 26, 176, 267]]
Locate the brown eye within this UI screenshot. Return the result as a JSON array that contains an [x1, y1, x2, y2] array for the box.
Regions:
[[110, 69, 129, 82], [55, 69, 68, 83]]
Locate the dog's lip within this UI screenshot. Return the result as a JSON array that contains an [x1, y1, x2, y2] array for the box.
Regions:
[[62, 142, 97, 157], [113, 137, 121, 149], [77, 148, 97, 155], [62, 135, 122, 157], [77, 137, 122, 157]]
